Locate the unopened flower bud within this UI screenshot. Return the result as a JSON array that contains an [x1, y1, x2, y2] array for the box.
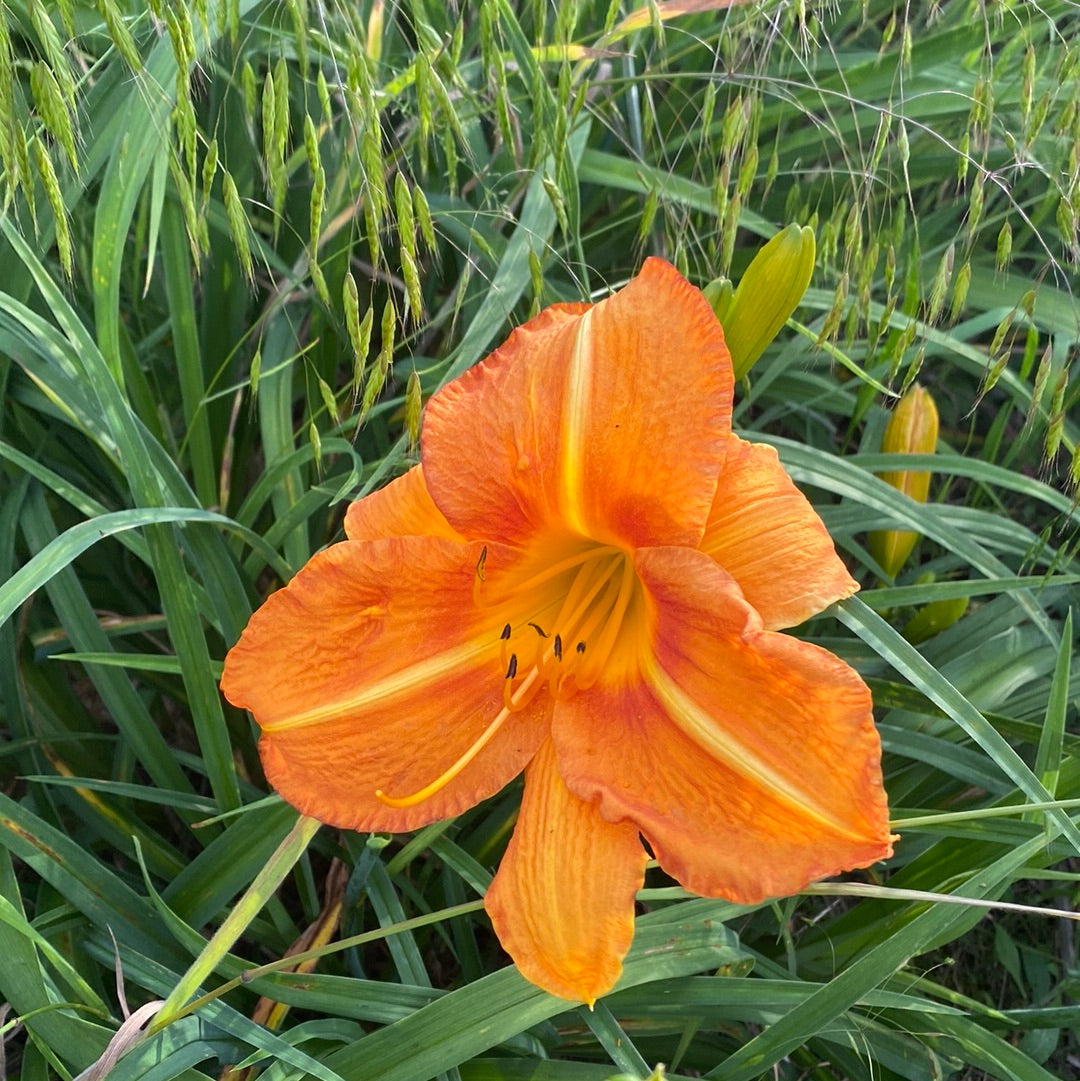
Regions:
[[709, 224, 816, 379], [903, 596, 968, 644], [702, 276, 733, 324], [869, 383, 940, 579]]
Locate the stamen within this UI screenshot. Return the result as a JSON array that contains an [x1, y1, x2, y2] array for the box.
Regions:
[[550, 555, 620, 651], [380, 545, 639, 812], [575, 557, 637, 690], [376, 670, 540, 808], [509, 545, 620, 595], [499, 623, 512, 670], [560, 571, 621, 680], [472, 545, 490, 606]]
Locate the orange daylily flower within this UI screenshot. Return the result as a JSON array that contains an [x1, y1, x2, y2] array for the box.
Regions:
[[221, 258, 893, 1005]]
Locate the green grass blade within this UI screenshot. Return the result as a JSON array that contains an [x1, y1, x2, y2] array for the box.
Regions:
[[1033, 607, 1072, 796], [706, 830, 1058, 1080], [0, 850, 113, 1074], [0, 507, 240, 626], [161, 198, 218, 508], [837, 597, 1080, 850], [322, 902, 748, 1080]]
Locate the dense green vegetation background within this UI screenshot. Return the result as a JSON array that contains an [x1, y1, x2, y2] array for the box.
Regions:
[[1, 0, 1079, 1077]]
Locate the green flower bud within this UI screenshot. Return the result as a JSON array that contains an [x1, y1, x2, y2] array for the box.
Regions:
[[702, 276, 733, 323], [713, 224, 816, 379], [902, 597, 968, 644]]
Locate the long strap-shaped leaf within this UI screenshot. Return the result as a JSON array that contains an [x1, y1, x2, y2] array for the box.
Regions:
[[1, 215, 243, 812], [837, 596, 1080, 851], [707, 826, 1064, 1081], [322, 898, 748, 1081], [0, 507, 279, 627]]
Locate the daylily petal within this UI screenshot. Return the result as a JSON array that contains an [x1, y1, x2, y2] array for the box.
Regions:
[[344, 465, 462, 542], [221, 536, 550, 832], [422, 259, 733, 551], [700, 436, 857, 630], [484, 737, 646, 1004], [553, 546, 892, 904]]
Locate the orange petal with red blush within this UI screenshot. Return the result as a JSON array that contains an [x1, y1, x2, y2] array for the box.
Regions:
[[422, 259, 733, 550], [221, 536, 550, 833], [553, 546, 892, 904], [485, 738, 647, 1004], [700, 436, 858, 630], [344, 465, 462, 543]]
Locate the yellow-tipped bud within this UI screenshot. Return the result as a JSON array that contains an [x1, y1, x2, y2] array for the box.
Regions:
[[709, 223, 816, 379], [868, 384, 940, 579], [366, 0, 384, 62]]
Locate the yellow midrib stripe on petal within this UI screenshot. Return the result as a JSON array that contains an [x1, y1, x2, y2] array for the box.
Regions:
[[559, 308, 594, 537], [261, 638, 494, 733], [644, 657, 871, 842]]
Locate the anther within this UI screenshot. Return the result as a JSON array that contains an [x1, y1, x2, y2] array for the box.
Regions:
[[528, 622, 548, 637], [476, 545, 488, 581], [553, 634, 563, 661], [500, 623, 512, 640], [576, 641, 586, 654], [505, 654, 518, 680]]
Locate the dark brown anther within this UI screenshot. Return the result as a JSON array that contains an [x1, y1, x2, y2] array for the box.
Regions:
[[576, 641, 586, 654], [476, 545, 488, 581], [500, 623, 512, 640], [553, 635, 563, 661], [506, 654, 518, 679], [528, 622, 548, 637]]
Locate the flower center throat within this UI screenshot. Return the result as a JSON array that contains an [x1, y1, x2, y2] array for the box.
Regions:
[[375, 545, 639, 809]]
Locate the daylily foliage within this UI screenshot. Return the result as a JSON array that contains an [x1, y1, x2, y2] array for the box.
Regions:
[[222, 259, 893, 1004]]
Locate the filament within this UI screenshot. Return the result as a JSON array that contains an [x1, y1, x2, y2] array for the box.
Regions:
[[508, 545, 620, 597], [574, 557, 636, 690]]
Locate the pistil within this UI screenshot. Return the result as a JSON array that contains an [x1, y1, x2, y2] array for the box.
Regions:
[[376, 667, 542, 809]]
